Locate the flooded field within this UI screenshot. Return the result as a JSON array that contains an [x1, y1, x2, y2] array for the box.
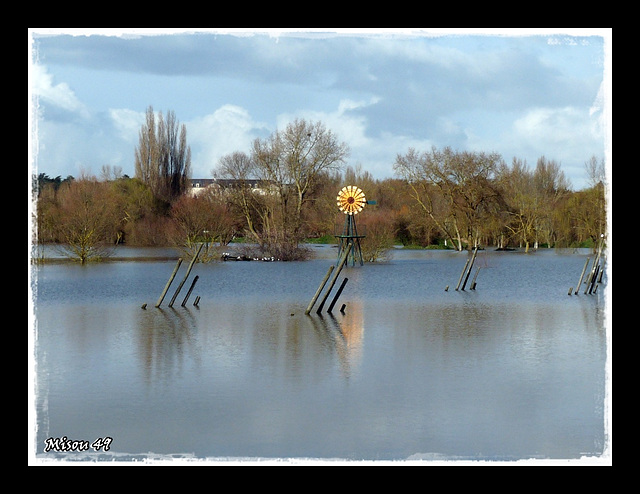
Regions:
[[30, 246, 610, 464]]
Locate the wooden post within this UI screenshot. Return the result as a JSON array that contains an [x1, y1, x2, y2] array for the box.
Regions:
[[470, 266, 481, 290], [455, 259, 470, 291], [181, 275, 199, 307], [598, 254, 606, 283], [317, 242, 352, 314], [155, 258, 183, 308], [328, 277, 349, 314], [193, 295, 200, 307], [585, 240, 605, 295], [169, 243, 204, 308], [574, 257, 590, 295], [305, 265, 335, 315], [461, 247, 478, 291], [587, 263, 601, 294]]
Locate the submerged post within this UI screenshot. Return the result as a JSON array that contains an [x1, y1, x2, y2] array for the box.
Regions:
[[455, 259, 470, 291], [317, 242, 352, 314], [305, 265, 335, 315], [584, 251, 601, 294], [470, 266, 481, 290], [327, 277, 349, 314], [181, 275, 199, 307], [574, 257, 590, 295], [155, 258, 183, 308], [169, 243, 204, 308], [461, 247, 478, 291]]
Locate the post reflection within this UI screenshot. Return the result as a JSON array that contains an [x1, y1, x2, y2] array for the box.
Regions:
[[134, 299, 368, 389], [136, 307, 201, 385], [309, 300, 364, 379]]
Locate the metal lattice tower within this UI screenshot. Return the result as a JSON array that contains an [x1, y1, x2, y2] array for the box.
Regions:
[[335, 185, 367, 266]]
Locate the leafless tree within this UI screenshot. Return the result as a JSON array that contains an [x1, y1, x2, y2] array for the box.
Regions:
[[395, 146, 503, 250], [250, 119, 349, 258], [135, 106, 191, 202], [54, 177, 120, 263]]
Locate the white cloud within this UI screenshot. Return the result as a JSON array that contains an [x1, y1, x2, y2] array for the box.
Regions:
[[31, 64, 89, 118], [187, 105, 269, 178], [513, 106, 601, 155], [276, 97, 436, 178], [108, 108, 145, 142]]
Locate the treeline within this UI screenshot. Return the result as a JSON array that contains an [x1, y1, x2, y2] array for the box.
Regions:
[[32, 117, 607, 263]]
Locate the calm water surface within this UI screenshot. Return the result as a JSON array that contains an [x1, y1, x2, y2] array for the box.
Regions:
[[31, 247, 609, 463]]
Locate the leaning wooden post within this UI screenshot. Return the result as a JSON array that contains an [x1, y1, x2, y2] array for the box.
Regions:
[[455, 259, 470, 291], [181, 275, 199, 307], [598, 254, 606, 283], [305, 265, 335, 315], [470, 266, 481, 290], [461, 247, 478, 291], [169, 243, 204, 308], [155, 258, 183, 308], [574, 257, 590, 295], [584, 249, 601, 295], [587, 263, 601, 294], [328, 277, 349, 314], [317, 242, 352, 314]]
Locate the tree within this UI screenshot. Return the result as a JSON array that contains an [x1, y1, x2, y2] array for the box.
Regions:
[[394, 147, 503, 250], [168, 190, 235, 262], [135, 106, 191, 203], [531, 157, 571, 247], [53, 176, 120, 263], [216, 151, 263, 242], [250, 119, 349, 258], [394, 148, 457, 248]]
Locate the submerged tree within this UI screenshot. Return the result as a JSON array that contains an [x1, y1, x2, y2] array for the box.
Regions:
[[218, 119, 348, 259], [394, 146, 503, 250], [53, 176, 120, 263]]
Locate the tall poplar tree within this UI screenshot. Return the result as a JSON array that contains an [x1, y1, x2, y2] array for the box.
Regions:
[[135, 106, 191, 202]]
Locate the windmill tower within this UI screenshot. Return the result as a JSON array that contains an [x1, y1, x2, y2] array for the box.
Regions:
[[335, 185, 367, 266]]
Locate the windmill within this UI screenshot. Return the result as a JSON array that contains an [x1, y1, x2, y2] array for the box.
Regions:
[[335, 185, 369, 266]]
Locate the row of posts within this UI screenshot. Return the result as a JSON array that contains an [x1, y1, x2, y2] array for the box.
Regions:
[[445, 246, 480, 292], [144, 238, 605, 312], [568, 239, 606, 296], [142, 243, 204, 310], [305, 241, 353, 315]]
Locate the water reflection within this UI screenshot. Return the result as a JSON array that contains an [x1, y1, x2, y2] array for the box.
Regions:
[[308, 301, 365, 379], [132, 298, 368, 390], [33, 251, 608, 461], [136, 307, 201, 385]]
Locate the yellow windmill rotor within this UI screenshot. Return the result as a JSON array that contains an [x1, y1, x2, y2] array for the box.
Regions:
[[337, 185, 366, 215]]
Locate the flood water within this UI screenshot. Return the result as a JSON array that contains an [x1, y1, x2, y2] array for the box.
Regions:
[[30, 246, 610, 464]]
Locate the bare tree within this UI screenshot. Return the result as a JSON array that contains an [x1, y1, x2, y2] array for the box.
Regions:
[[54, 177, 120, 263], [395, 146, 503, 250], [585, 155, 606, 188], [250, 119, 349, 258], [168, 190, 235, 262], [135, 106, 191, 202], [216, 151, 262, 242], [134, 107, 159, 191]]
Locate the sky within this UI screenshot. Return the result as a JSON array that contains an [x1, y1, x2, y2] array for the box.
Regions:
[[28, 28, 611, 190]]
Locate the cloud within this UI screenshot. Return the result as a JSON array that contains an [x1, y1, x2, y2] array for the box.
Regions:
[[31, 64, 89, 119], [187, 105, 270, 177], [275, 97, 435, 178], [513, 106, 601, 156], [30, 31, 608, 189], [108, 108, 145, 142]]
